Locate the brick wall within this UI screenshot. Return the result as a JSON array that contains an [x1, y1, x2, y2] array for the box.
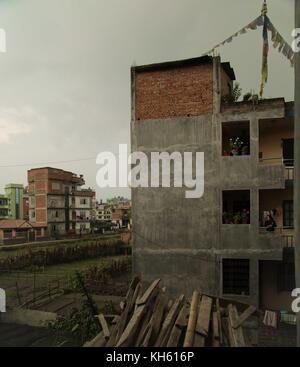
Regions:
[[36, 208, 46, 223], [36, 195, 46, 209], [135, 63, 214, 120]]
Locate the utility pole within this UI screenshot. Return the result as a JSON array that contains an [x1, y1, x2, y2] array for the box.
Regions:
[[295, 0, 300, 348]]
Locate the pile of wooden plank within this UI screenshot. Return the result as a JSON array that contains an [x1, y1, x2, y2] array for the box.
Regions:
[[84, 278, 256, 347]]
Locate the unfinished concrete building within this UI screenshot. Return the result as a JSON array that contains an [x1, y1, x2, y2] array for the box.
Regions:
[[131, 56, 295, 310]]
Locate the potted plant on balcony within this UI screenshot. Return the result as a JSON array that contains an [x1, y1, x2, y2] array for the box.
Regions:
[[241, 145, 249, 155], [233, 212, 242, 224], [229, 137, 243, 156]]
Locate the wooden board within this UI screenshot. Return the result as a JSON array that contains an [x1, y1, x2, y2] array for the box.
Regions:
[[136, 279, 161, 306], [83, 331, 106, 347], [232, 305, 256, 329], [155, 294, 185, 347], [116, 304, 147, 347], [183, 291, 199, 347], [227, 304, 246, 347], [148, 290, 169, 346], [166, 304, 190, 347], [98, 314, 110, 340], [194, 295, 213, 347], [116, 281, 141, 341]]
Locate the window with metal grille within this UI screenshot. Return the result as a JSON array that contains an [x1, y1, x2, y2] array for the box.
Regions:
[[278, 262, 295, 292], [283, 200, 294, 228], [223, 259, 250, 295]]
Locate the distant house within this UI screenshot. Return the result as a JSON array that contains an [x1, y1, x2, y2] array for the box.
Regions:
[[0, 220, 47, 245], [27, 167, 95, 236], [0, 184, 24, 220], [111, 202, 131, 229]]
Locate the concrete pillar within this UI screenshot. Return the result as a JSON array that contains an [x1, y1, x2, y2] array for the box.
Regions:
[[295, 0, 300, 347], [12, 229, 16, 238], [213, 57, 221, 115]]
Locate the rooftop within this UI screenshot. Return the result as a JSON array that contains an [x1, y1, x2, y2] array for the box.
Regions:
[[0, 220, 46, 229], [133, 55, 236, 81]]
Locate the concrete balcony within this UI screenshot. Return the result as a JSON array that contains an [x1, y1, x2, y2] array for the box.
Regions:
[[259, 227, 294, 250], [221, 156, 253, 188], [257, 161, 285, 189], [221, 224, 252, 249]]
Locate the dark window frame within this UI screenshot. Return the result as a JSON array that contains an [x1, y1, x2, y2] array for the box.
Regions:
[[283, 200, 294, 228], [222, 259, 250, 296], [278, 262, 295, 292]]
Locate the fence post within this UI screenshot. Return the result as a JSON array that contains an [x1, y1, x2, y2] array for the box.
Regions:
[[33, 271, 36, 306], [15, 281, 22, 306]]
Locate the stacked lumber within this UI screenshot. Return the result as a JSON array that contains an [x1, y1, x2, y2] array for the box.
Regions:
[[84, 278, 256, 347]]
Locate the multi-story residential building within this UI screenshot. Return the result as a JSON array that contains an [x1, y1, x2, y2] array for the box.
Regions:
[[28, 167, 95, 235], [5, 184, 24, 220], [0, 184, 24, 220], [71, 188, 95, 234], [111, 202, 131, 229], [131, 55, 295, 311], [95, 202, 112, 222]]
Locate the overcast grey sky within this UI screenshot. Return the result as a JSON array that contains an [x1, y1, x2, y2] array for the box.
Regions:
[[0, 0, 295, 200]]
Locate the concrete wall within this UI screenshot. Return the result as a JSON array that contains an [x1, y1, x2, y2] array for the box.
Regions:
[[131, 57, 290, 306]]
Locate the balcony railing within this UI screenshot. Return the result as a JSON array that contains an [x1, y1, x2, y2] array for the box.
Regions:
[[282, 235, 294, 247], [259, 226, 294, 247], [285, 167, 294, 181], [259, 157, 294, 181]]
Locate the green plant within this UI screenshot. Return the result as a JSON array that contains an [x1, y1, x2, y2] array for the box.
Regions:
[[229, 137, 244, 151], [233, 213, 242, 224], [222, 82, 242, 104], [243, 92, 252, 101], [241, 145, 249, 155], [48, 300, 101, 346]]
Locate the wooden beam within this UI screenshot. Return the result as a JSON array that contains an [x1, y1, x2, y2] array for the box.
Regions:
[[136, 279, 161, 306], [155, 294, 185, 347], [227, 304, 246, 347], [148, 290, 169, 346], [116, 304, 147, 347], [166, 304, 190, 347], [98, 314, 110, 340], [232, 305, 256, 329], [183, 291, 199, 347], [194, 295, 213, 347]]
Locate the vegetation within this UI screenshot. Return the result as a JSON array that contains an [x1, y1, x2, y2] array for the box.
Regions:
[[222, 82, 242, 104], [0, 239, 128, 272]]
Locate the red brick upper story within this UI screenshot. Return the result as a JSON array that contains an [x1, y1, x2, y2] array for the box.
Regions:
[[132, 56, 235, 121], [28, 167, 85, 195]]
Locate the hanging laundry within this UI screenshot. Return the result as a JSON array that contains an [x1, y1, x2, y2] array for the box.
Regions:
[[263, 310, 278, 328]]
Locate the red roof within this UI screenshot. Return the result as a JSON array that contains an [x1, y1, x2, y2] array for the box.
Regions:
[[0, 220, 46, 229]]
